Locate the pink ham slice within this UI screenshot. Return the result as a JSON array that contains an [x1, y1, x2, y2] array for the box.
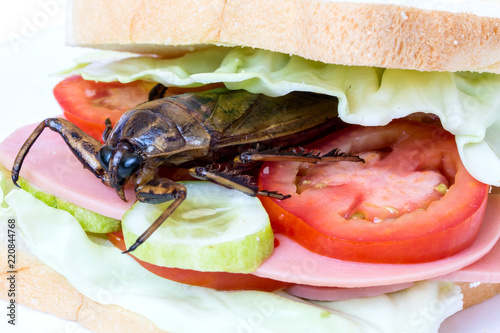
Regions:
[[1, 122, 500, 289], [286, 282, 415, 301], [0, 122, 134, 220], [434, 230, 500, 283]]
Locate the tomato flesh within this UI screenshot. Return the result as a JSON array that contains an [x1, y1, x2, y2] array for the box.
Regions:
[[53, 76, 155, 142], [259, 120, 489, 263], [107, 232, 289, 291]]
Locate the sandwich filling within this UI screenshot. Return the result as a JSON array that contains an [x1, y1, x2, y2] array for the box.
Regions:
[[2, 46, 500, 332]]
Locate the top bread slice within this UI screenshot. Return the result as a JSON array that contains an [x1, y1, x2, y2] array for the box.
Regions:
[[66, 0, 500, 73]]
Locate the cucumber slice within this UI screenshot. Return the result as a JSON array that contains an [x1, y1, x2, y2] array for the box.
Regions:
[[122, 181, 274, 273], [17, 177, 121, 233]]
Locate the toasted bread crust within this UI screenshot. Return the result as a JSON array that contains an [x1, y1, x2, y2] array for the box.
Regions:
[[67, 0, 500, 73], [456, 282, 500, 309], [0, 245, 165, 332]]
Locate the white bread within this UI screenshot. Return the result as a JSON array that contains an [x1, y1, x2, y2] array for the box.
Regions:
[[67, 0, 500, 73], [0, 242, 164, 333]]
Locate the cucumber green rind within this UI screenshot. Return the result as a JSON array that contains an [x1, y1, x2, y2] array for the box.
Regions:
[[17, 177, 121, 233], [123, 225, 273, 273]]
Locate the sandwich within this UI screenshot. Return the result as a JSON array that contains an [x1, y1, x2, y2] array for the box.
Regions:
[[2, 0, 500, 332]]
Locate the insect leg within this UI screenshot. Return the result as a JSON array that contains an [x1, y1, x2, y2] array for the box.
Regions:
[[12, 118, 109, 187], [102, 118, 113, 142], [125, 178, 187, 253], [235, 147, 364, 164], [189, 166, 290, 200], [148, 83, 168, 101]]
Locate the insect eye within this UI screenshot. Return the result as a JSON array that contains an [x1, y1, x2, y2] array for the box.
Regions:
[[98, 145, 113, 172], [118, 153, 143, 179]]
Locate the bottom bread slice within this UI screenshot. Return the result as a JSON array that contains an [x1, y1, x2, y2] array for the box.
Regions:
[[0, 244, 164, 333]]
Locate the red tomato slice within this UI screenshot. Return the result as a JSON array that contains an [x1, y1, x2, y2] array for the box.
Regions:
[[259, 120, 489, 264], [53, 76, 155, 142], [107, 231, 290, 291]]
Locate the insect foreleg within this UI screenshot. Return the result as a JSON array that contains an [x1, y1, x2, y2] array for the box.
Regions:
[[189, 166, 291, 200], [12, 118, 109, 186], [125, 178, 187, 253]]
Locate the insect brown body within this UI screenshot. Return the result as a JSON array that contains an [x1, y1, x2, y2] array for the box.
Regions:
[[12, 87, 361, 252]]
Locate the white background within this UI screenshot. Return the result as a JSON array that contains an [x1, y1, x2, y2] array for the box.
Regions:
[[0, 0, 499, 332]]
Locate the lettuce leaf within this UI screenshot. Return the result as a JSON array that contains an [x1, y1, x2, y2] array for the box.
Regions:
[[0, 170, 462, 333], [68, 47, 500, 186]]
